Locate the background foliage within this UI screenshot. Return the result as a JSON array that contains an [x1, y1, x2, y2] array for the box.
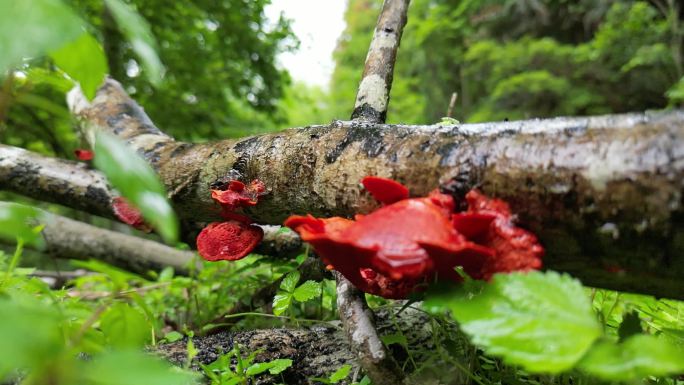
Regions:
[[329, 0, 683, 123]]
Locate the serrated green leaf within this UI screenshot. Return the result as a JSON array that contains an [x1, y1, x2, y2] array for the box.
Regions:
[[329, 364, 352, 383], [245, 359, 293, 376], [100, 303, 150, 348], [280, 271, 300, 293], [0, 202, 45, 247], [104, 0, 163, 85], [0, 0, 84, 73], [93, 132, 178, 243], [437, 271, 601, 373], [50, 32, 108, 100], [579, 334, 684, 380], [293, 280, 322, 302], [273, 292, 293, 316]]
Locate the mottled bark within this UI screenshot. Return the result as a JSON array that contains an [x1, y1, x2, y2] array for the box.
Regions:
[[156, 307, 433, 385], [350, 0, 410, 123], [67, 80, 684, 299], [0, 144, 114, 217]]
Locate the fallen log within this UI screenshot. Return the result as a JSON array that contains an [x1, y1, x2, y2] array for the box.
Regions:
[[67, 79, 684, 299]]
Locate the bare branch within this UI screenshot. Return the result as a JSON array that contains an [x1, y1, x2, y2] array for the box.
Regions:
[[0, 143, 114, 217], [351, 0, 411, 123], [343, 2, 412, 380], [15, 206, 196, 275], [335, 272, 405, 385]]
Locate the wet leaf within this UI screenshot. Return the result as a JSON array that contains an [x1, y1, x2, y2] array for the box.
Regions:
[[50, 33, 108, 100], [430, 271, 601, 373], [279, 271, 300, 293], [293, 280, 321, 302], [0, 0, 83, 72], [100, 303, 150, 348], [93, 132, 178, 243], [579, 334, 684, 380]]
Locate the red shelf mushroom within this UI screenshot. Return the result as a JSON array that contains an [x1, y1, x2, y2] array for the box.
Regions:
[[285, 176, 543, 299]]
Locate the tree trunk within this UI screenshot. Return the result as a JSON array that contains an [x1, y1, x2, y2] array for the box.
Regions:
[[67, 80, 684, 299]]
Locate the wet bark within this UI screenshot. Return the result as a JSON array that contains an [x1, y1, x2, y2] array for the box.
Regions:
[[67, 80, 684, 299], [0, 143, 114, 217]]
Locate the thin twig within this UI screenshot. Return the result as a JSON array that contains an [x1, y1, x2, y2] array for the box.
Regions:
[[351, 0, 411, 123], [446, 92, 458, 118], [335, 272, 404, 385]]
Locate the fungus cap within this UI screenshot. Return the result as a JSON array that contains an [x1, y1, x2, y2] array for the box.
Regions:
[[196, 221, 264, 261], [112, 197, 151, 232]]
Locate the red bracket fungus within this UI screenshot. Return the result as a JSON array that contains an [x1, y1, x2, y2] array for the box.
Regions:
[[196, 179, 266, 262], [285, 176, 543, 299], [196, 221, 264, 261], [112, 197, 152, 232], [74, 149, 94, 161], [211, 179, 265, 212]]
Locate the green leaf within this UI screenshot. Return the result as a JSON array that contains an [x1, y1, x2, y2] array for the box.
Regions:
[[329, 364, 352, 383], [0, 202, 45, 247], [435, 271, 601, 373], [579, 334, 684, 380], [266, 358, 293, 375], [93, 132, 178, 243], [50, 32, 108, 100], [0, 298, 63, 378], [617, 311, 643, 342], [280, 271, 300, 293], [245, 359, 293, 376], [80, 350, 197, 385], [293, 280, 322, 302], [104, 0, 163, 85], [100, 303, 150, 348], [163, 331, 183, 343], [273, 292, 293, 316], [380, 333, 407, 348], [0, 0, 84, 73]]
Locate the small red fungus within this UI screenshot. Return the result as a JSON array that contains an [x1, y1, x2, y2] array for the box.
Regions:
[[284, 176, 543, 299], [211, 179, 266, 212], [112, 197, 152, 232], [196, 179, 267, 262], [74, 149, 94, 161], [361, 176, 409, 204], [196, 221, 264, 261]]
